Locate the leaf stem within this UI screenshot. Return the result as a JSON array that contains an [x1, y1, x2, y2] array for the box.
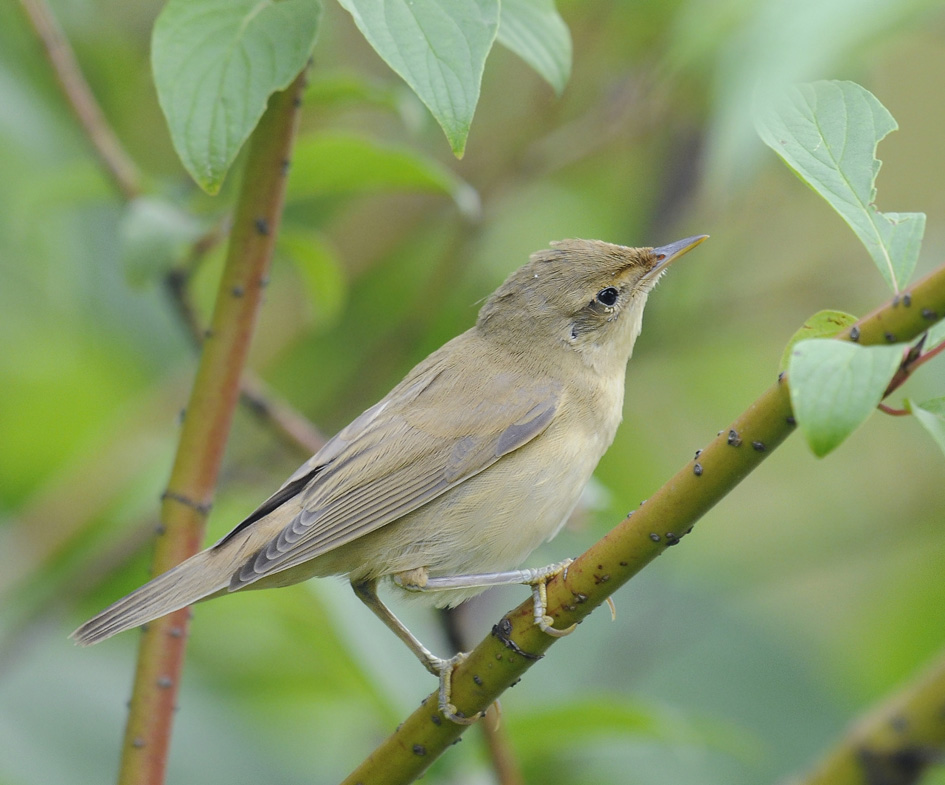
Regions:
[[878, 403, 909, 416]]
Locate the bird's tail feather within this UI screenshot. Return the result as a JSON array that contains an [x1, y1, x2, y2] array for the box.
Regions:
[[70, 550, 229, 646]]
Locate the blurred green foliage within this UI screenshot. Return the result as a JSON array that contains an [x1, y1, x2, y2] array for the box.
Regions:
[[1, 0, 945, 783]]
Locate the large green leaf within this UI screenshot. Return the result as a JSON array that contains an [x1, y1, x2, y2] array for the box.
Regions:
[[337, 0, 499, 157], [286, 132, 480, 217], [497, 0, 571, 95], [755, 81, 925, 292], [277, 229, 347, 328], [788, 338, 902, 456], [152, 0, 321, 194]]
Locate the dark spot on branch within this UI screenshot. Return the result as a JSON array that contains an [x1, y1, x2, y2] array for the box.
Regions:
[[161, 490, 212, 515]]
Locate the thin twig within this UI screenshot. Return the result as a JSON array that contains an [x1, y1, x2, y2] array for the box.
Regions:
[[164, 239, 326, 457], [21, 0, 323, 459], [18, 0, 141, 199]]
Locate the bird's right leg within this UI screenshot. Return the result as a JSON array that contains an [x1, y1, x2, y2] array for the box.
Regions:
[[350, 578, 482, 725]]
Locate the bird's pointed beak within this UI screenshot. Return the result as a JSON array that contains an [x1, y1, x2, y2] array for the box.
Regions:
[[645, 234, 709, 279]]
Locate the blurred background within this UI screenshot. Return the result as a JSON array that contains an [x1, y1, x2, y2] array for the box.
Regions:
[[2, 0, 945, 783]]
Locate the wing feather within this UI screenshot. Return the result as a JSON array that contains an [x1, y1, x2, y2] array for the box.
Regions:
[[227, 339, 561, 589]]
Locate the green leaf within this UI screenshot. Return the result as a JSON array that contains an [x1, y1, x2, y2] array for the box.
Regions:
[[277, 230, 347, 328], [286, 132, 480, 217], [336, 0, 499, 157], [755, 80, 925, 292], [779, 310, 858, 372], [788, 339, 903, 457], [925, 318, 945, 352], [909, 398, 945, 457], [152, 0, 321, 194], [119, 197, 204, 286], [497, 0, 571, 95], [304, 72, 401, 111]]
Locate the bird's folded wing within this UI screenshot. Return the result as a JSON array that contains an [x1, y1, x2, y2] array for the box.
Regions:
[[228, 356, 561, 588]]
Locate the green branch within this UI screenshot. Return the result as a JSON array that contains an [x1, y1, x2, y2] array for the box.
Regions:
[[787, 645, 945, 784], [115, 69, 308, 785], [342, 259, 945, 785]]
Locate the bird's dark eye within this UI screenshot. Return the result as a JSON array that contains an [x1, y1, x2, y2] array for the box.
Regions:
[[596, 287, 619, 307]]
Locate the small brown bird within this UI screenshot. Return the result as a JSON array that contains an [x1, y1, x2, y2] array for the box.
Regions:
[[72, 235, 706, 720]]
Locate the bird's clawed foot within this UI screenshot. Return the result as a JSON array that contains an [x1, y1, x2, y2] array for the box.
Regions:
[[430, 652, 485, 725], [527, 559, 577, 637]]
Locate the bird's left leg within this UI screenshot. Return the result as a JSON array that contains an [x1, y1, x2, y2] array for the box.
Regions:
[[395, 559, 577, 638]]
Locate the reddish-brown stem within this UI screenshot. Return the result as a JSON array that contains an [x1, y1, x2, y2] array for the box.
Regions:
[[878, 328, 945, 413], [910, 337, 945, 370], [878, 403, 910, 416], [116, 69, 308, 785]]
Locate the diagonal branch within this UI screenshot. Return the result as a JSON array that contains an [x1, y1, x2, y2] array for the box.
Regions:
[[116, 69, 309, 785], [786, 644, 945, 785], [341, 259, 945, 785]]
